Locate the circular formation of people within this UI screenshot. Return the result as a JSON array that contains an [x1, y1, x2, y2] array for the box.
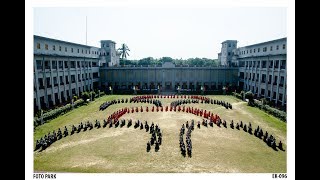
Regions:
[[35, 94, 284, 156]]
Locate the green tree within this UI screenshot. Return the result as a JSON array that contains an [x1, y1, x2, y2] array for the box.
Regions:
[[245, 91, 254, 106]]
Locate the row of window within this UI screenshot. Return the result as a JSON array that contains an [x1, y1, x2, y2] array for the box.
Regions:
[[36, 73, 99, 89], [242, 72, 285, 86], [240, 60, 286, 69], [36, 60, 99, 70], [239, 44, 286, 55], [36, 43, 100, 55], [246, 85, 284, 101]]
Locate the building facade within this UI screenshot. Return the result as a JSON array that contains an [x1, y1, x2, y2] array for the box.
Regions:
[[34, 36, 99, 110], [100, 62, 238, 92], [229, 38, 287, 106], [33, 35, 287, 111]]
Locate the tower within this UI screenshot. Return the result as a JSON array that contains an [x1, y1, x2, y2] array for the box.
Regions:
[[100, 40, 120, 67], [219, 40, 237, 67]]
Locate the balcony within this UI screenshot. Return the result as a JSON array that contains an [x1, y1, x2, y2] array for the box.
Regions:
[[273, 82, 277, 85], [268, 81, 271, 84], [54, 83, 58, 87], [280, 66, 286, 70], [52, 66, 57, 69], [60, 82, 64, 85], [47, 85, 52, 88], [39, 85, 45, 89], [45, 66, 51, 69], [279, 84, 284, 87]]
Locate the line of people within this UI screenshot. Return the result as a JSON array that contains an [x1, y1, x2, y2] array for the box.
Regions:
[[179, 120, 194, 157]]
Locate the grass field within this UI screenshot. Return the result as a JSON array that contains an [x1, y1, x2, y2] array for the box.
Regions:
[[33, 95, 286, 173]]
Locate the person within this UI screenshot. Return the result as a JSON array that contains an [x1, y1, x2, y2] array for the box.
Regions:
[[147, 141, 151, 152]]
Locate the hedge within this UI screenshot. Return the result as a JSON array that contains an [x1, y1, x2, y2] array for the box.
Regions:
[[232, 92, 286, 122], [253, 99, 286, 122], [34, 99, 85, 127]]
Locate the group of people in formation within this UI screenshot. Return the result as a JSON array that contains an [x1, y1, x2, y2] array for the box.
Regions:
[[99, 94, 233, 112], [179, 120, 195, 157]]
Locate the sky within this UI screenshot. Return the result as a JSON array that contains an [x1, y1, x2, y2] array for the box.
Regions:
[[34, 7, 287, 60]]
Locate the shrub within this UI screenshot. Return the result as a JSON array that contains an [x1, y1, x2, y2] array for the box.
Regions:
[[245, 91, 254, 106], [253, 99, 286, 122], [232, 92, 242, 100], [34, 99, 85, 127]]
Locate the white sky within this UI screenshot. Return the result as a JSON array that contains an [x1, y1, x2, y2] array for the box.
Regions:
[[34, 7, 286, 60]]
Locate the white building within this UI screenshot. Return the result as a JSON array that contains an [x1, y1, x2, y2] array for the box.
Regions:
[[218, 38, 287, 106], [33, 35, 119, 111]]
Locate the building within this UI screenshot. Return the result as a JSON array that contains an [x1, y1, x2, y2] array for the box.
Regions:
[[223, 38, 287, 106], [33, 35, 116, 111], [218, 40, 238, 67], [100, 62, 238, 92], [33, 35, 286, 112]]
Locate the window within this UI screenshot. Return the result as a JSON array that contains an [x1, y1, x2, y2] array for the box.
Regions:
[[257, 74, 259, 81], [71, 75, 75, 83], [53, 45, 56, 51], [53, 77, 58, 86], [65, 76, 69, 84], [228, 52, 230, 56], [37, 43, 40, 49], [258, 48, 260, 52], [283, 44, 286, 49], [268, 75, 272, 84], [263, 47, 267, 52], [254, 49, 255, 53], [45, 61, 50, 69], [38, 78, 44, 88], [85, 50, 87, 54], [273, 92, 276, 99], [246, 50, 248, 54], [268, 90, 271, 97], [78, 49, 80, 53], [89, 50, 90, 54], [45, 44, 48, 50], [250, 49, 252, 53], [228, 44, 231, 47], [270, 46, 273, 51], [59, 46, 61, 51], [78, 74, 81, 81], [60, 76, 64, 85], [71, 48, 73, 53], [107, 52, 110, 56], [276, 45, 279, 50], [280, 60, 286, 69], [46, 77, 51, 87], [233, 44, 235, 47], [279, 93, 283, 101], [274, 60, 279, 68], [280, 76, 284, 87], [262, 74, 266, 83], [36, 60, 42, 70], [52, 61, 57, 69], [82, 49, 83, 53], [58, 61, 63, 69], [274, 76, 278, 85], [269, 61, 273, 68], [65, 47, 67, 52]]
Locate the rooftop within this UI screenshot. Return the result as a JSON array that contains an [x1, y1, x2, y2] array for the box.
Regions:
[[34, 35, 100, 49]]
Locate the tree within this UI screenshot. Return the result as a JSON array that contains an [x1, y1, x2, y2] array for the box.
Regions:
[[245, 91, 254, 106], [117, 43, 130, 60]]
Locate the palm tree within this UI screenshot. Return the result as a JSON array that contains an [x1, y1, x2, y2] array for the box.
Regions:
[[117, 43, 130, 60]]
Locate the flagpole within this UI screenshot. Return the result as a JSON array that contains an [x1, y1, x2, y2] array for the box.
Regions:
[[86, 16, 87, 45]]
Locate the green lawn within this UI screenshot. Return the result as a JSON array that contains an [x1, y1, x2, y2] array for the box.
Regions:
[[34, 95, 286, 173]]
